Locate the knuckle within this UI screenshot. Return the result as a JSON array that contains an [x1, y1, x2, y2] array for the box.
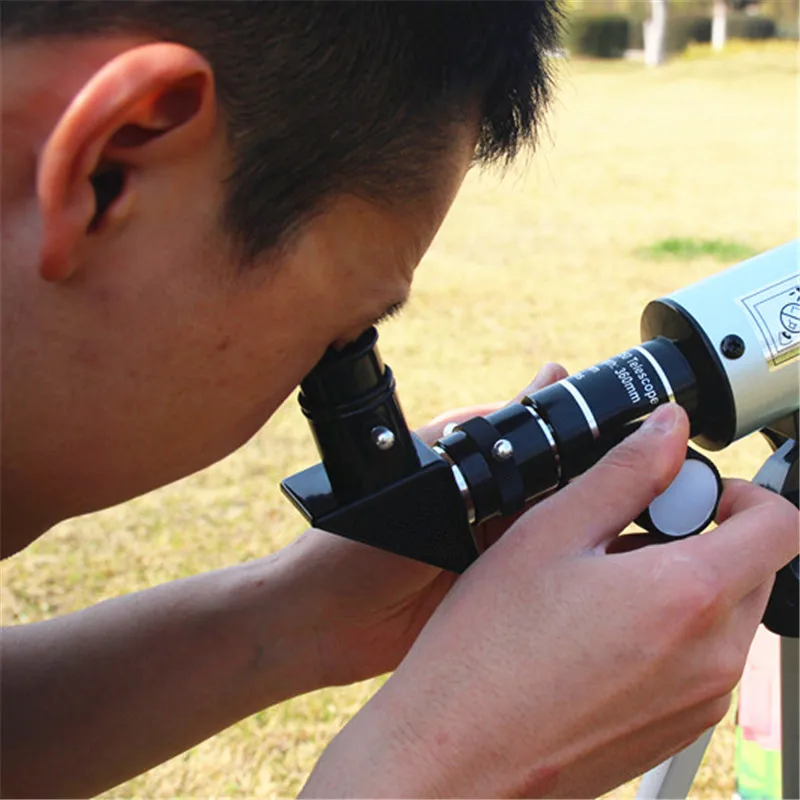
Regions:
[[700, 693, 733, 729], [769, 499, 800, 539], [721, 478, 762, 509], [726, 482, 798, 529], [714, 655, 745, 697], [700, 645, 746, 699], [752, 491, 792, 523], [686, 645, 745, 707]]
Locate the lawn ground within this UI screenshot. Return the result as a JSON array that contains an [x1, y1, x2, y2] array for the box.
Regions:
[[2, 41, 797, 799]]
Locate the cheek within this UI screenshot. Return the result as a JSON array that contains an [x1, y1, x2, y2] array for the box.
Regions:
[[174, 314, 325, 435]]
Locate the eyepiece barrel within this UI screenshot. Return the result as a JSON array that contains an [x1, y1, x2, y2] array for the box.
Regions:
[[299, 328, 420, 501], [299, 328, 386, 411]]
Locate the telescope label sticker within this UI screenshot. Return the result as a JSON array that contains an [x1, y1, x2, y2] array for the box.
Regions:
[[739, 276, 800, 369]]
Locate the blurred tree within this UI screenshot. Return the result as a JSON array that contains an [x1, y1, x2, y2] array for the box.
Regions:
[[644, 0, 669, 65], [762, 0, 800, 33], [712, 0, 728, 50]]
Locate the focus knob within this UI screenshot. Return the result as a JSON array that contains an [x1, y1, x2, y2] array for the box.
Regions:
[[635, 448, 723, 538]]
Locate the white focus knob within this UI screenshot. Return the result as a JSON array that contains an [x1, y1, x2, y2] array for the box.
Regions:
[[636, 448, 723, 538]]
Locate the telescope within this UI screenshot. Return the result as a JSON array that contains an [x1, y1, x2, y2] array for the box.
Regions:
[[282, 241, 799, 637]]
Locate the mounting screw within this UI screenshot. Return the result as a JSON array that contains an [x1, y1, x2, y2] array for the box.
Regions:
[[720, 334, 746, 360], [442, 422, 458, 438], [371, 426, 396, 451], [492, 439, 514, 461]]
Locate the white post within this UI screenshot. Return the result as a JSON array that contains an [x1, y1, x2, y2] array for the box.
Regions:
[[712, 0, 728, 51], [644, 0, 668, 67]]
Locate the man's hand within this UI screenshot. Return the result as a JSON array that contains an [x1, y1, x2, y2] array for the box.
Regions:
[[301, 403, 800, 798], [280, 363, 568, 686]]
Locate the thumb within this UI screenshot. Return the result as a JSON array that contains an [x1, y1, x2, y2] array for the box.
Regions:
[[515, 403, 691, 555]]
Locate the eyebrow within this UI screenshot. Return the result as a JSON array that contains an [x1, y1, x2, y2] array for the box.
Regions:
[[372, 298, 408, 327]]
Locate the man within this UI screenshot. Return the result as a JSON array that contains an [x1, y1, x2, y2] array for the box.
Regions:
[[1, 2, 797, 797]]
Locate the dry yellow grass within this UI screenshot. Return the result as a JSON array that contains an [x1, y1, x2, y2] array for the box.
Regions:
[[2, 42, 797, 798]]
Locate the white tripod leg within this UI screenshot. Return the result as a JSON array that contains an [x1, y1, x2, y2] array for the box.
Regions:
[[635, 728, 715, 800]]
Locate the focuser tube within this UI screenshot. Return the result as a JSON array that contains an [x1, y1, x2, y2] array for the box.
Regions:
[[525, 339, 699, 481], [435, 404, 561, 524], [433, 338, 700, 527]]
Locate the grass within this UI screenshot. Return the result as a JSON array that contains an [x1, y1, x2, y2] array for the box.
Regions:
[[2, 43, 797, 798], [636, 237, 758, 262]]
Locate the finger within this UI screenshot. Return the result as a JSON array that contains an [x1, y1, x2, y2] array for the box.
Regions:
[[511, 362, 569, 403], [715, 477, 786, 525], [416, 363, 568, 446], [416, 403, 504, 446], [524, 403, 690, 553], [665, 483, 799, 604]]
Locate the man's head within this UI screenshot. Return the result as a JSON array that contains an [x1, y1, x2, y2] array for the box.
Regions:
[[1, 1, 562, 553]]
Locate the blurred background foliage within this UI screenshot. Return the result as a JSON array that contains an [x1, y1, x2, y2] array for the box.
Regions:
[[564, 0, 797, 58]]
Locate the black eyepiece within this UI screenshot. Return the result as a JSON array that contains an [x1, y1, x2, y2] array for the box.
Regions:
[[297, 327, 420, 502], [300, 328, 385, 411]]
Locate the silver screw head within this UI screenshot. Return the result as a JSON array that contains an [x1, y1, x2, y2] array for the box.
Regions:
[[442, 422, 458, 438], [371, 426, 396, 451], [492, 438, 514, 461]]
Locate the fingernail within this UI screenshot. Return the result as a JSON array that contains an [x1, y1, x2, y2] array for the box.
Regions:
[[642, 403, 679, 435]]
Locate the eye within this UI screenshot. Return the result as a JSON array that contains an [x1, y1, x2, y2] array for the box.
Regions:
[[373, 301, 406, 326], [88, 165, 125, 232]]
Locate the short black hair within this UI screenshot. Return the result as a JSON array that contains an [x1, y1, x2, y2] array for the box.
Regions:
[[3, 1, 563, 264]]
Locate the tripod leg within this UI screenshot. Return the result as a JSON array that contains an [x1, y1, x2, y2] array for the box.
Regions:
[[781, 637, 799, 800], [635, 728, 714, 800]]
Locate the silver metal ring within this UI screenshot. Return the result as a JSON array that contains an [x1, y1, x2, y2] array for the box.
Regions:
[[560, 380, 600, 439], [522, 404, 561, 490], [633, 345, 675, 404], [522, 403, 562, 485], [433, 445, 476, 526]]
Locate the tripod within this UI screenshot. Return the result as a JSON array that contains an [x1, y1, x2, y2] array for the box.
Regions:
[[637, 428, 799, 800]]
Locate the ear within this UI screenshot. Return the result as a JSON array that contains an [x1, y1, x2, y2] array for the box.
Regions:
[[36, 43, 217, 282]]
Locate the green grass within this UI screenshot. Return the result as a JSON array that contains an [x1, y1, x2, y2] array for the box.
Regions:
[[2, 43, 797, 798], [637, 237, 758, 262]]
